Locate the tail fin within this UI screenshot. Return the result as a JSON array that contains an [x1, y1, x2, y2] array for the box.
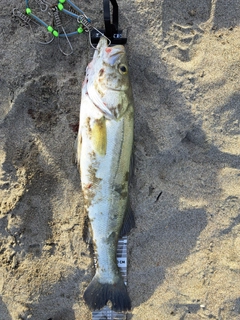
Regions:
[[83, 274, 131, 312]]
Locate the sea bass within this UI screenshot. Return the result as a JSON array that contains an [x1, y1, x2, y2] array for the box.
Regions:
[[76, 37, 134, 312]]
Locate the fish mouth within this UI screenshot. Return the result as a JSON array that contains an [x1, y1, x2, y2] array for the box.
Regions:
[[108, 48, 125, 56], [94, 37, 125, 65], [105, 47, 125, 66]]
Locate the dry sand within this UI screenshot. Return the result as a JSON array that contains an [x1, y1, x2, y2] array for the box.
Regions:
[[1, 0, 240, 319]]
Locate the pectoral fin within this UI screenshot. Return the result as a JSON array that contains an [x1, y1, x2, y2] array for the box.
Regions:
[[87, 84, 115, 119]]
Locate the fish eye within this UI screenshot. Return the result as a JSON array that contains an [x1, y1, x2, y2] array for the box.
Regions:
[[118, 64, 128, 74]]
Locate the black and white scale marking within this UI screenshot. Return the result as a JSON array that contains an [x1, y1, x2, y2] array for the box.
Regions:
[[92, 236, 128, 320]]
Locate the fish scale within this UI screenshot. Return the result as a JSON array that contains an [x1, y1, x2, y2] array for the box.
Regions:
[[76, 37, 134, 313]]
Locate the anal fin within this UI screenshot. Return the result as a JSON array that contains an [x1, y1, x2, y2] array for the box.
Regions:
[[74, 131, 82, 171], [120, 198, 135, 237], [82, 215, 93, 245]]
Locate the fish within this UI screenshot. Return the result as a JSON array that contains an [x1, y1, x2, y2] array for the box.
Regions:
[[76, 37, 135, 312]]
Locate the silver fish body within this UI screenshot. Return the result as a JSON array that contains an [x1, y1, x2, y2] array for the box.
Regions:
[[76, 37, 134, 312]]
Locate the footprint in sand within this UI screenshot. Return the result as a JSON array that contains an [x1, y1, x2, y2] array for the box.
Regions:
[[161, 0, 229, 62], [164, 23, 204, 62]]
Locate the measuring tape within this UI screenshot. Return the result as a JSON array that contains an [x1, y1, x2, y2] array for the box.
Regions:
[[92, 236, 128, 320]]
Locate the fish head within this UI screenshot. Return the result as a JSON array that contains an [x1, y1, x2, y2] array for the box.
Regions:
[[86, 37, 132, 119]]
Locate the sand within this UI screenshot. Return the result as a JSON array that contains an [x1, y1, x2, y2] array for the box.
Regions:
[[1, 0, 240, 319]]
